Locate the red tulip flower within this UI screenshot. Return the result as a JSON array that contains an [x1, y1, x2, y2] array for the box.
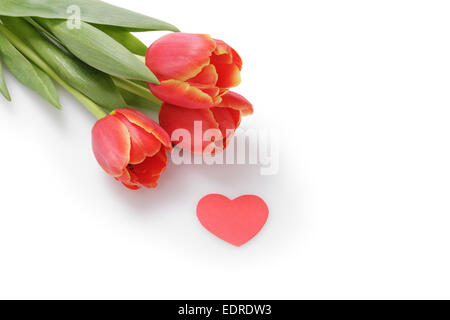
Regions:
[[92, 108, 172, 190], [146, 33, 243, 110], [159, 91, 253, 154]]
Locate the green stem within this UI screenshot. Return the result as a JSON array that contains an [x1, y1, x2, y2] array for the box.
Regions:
[[113, 77, 162, 106], [0, 25, 107, 119]]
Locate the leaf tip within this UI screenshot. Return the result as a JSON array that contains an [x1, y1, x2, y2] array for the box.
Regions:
[[139, 68, 160, 85], [1, 91, 11, 102], [170, 26, 181, 33], [150, 77, 160, 85], [51, 100, 63, 110]]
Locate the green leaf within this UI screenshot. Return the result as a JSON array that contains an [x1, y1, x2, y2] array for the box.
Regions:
[[0, 59, 11, 101], [0, 0, 178, 32], [2, 17, 126, 109], [93, 25, 148, 56], [0, 31, 60, 109], [32, 64, 61, 108], [36, 18, 159, 83], [119, 89, 161, 112]]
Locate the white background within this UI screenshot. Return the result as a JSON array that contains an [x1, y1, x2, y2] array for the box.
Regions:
[[0, 0, 450, 299]]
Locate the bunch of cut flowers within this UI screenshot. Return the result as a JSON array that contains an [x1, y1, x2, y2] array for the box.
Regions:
[[0, 0, 253, 190]]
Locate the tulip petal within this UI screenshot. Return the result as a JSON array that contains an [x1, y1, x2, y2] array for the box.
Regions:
[[188, 64, 218, 88], [212, 61, 241, 88], [213, 40, 233, 64], [214, 39, 232, 55], [159, 102, 222, 153], [114, 112, 163, 165], [122, 183, 141, 190], [128, 140, 146, 165], [219, 88, 230, 97], [218, 91, 254, 116], [231, 47, 243, 71], [116, 168, 137, 186], [113, 108, 172, 150], [92, 115, 131, 177], [149, 80, 222, 109], [130, 149, 168, 188], [210, 39, 242, 88], [200, 87, 220, 98], [129, 126, 162, 163], [211, 107, 241, 146], [213, 39, 242, 69], [146, 33, 216, 81]]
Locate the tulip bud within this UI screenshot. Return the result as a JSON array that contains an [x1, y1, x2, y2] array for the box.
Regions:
[[159, 92, 253, 154], [92, 108, 172, 190], [146, 33, 243, 109]]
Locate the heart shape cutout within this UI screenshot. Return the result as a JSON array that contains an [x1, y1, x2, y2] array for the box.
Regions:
[[197, 194, 269, 247]]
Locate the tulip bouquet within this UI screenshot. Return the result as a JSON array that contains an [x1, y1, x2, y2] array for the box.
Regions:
[[0, 0, 253, 190]]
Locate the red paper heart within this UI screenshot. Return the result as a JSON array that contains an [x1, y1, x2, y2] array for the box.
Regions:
[[197, 194, 269, 247]]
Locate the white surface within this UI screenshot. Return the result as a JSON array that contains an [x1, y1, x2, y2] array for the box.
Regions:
[[1, 0, 450, 300]]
